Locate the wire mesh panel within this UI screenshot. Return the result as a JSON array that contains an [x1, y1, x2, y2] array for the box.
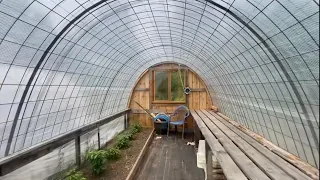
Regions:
[[0, 0, 318, 170]]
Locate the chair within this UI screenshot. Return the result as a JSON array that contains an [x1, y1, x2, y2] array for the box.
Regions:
[[167, 105, 190, 139]]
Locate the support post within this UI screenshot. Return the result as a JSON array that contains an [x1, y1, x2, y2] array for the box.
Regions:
[[206, 142, 213, 180], [194, 122, 201, 148], [186, 69, 189, 106], [75, 136, 81, 168], [97, 127, 101, 150], [124, 113, 128, 129], [149, 70, 153, 128]]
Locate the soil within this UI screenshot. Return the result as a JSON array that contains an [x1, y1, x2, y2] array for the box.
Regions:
[[82, 128, 153, 180]]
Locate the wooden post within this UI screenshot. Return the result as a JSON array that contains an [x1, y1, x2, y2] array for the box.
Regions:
[[126, 112, 129, 128], [206, 142, 213, 180], [149, 70, 154, 128], [75, 136, 81, 168], [124, 113, 128, 129], [97, 127, 101, 150], [186, 69, 189, 106], [194, 121, 202, 148]]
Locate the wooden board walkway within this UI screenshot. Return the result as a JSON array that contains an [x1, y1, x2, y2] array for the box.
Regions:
[[135, 134, 204, 180]]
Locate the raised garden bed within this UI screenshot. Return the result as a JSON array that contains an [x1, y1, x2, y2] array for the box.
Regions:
[[69, 127, 154, 180]]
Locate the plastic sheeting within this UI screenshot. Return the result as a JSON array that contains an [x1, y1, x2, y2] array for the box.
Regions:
[[0, 0, 318, 168], [2, 116, 124, 180]]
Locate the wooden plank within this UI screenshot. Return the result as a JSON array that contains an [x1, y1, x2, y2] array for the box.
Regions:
[[200, 92, 207, 109], [195, 110, 271, 180], [207, 96, 212, 109], [168, 71, 172, 101], [138, 90, 145, 126], [217, 152, 246, 180], [209, 111, 313, 180], [131, 109, 174, 114], [149, 66, 189, 71], [191, 111, 223, 153], [148, 70, 153, 127], [138, 135, 162, 179], [151, 101, 186, 106], [142, 74, 150, 127], [193, 72, 200, 109], [186, 69, 189, 107], [190, 88, 206, 92], [127, 70, 149, 107], [149, 69, 152, 110], [126, 130, 155, 180], [198, 78, 206, 109], [217, 113, 319, 180], [206, 150, 214, 180], [135, 134, 204, 180], [191, 111, 247, 180], [200, 111, 294, 180], [134, 88, 150, 91], [188, 72, 194, 109]]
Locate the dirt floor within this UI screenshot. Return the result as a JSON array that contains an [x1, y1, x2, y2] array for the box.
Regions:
[[82, 128, 152, 180]]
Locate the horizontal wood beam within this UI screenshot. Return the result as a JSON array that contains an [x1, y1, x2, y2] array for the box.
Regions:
[[149, 67, 189, 71], [151, 102, 186, 105], [190, 88, 206, 92], [0, 109, 131, 176], [133, 88, 205, 92], [134, 88, 149, 91], [131, 109, 174, 114]]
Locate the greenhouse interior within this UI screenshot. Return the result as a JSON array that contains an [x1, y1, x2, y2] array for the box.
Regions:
[[0, 0, 319, 179]]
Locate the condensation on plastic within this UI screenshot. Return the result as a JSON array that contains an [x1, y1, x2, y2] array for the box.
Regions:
[[0, 0, 318, 173]]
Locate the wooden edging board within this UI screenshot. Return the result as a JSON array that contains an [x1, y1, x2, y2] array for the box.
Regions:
[[125, 129, 155, 180]]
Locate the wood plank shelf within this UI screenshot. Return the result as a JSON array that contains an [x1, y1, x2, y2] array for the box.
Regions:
[[191, 110, 315, 180]]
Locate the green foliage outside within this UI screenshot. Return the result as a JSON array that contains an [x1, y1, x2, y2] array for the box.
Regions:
[[86, 150, 108, 175], [171, 71, 185, 101], [66, 169, 86, 180], [155, 71, 168, 100], [155, 70, 185, 101]]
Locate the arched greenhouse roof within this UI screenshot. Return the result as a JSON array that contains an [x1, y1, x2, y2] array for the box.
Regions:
[[0, 0, 318, 168]]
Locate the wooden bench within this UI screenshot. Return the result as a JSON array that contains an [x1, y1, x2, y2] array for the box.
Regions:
[[191, 110, 315, 180]]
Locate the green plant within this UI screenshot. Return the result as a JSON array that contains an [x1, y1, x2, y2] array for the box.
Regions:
[[131, 123, 142, 134], [66, 169, 86, 180], [125, 131, 134, 140], [86, 150, 107, 175], [105, 147, 121, 160], [116, 134, 130, 149]]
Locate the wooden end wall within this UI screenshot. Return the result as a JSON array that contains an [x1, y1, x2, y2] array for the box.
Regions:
[[128, 64, 212, 131]]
